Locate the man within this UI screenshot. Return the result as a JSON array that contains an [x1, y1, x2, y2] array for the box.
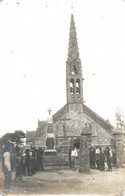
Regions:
[[15, 151, 23, 180], [25, 149, 31, 176], [95, 146, 100, 169], [2, 142, 12, 190], [68, 147, 72, 169], [99, 148, 105, 171], [105, 146, 112, 171], [89, 147, 96, 169], [71, 147, 78, 170]]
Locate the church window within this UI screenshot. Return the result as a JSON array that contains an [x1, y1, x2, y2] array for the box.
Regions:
[[72, 65, 78, 75], [76, 79, 80, 94], [70, 79, 74, 94]]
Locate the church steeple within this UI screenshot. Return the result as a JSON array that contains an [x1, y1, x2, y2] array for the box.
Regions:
[[66, 14, 84, 112], [67, 14, 81, 68]]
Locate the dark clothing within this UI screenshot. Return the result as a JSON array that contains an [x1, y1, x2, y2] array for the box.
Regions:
[[95, 154, 100, 169], [37, 150, 43, 171], [15, 156, 23, 180], [90, 149, 96, 169], [68, 149, 72, 169], [107, 157, 112, 170], [25, 153, 31, 176], [100, 153, 105, 171], [21, 155, 26, 176]]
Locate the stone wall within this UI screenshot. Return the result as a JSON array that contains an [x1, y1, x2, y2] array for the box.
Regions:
[[53, 110, 112, 148]]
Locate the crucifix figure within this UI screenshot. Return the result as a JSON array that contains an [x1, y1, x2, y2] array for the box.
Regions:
[[48, 108, 52, 116], [58, 115, 71, 139]]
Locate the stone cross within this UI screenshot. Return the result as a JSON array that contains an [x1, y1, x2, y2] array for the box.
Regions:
[[48, 108, 52, 116]]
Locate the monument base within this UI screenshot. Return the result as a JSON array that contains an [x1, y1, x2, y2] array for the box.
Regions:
[[43, 149, 57, 156], [43, 149, 69, 169]]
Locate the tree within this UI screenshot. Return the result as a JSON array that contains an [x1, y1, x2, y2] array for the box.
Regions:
[[0, 130, 26, 147], [10, 130, 26, 145]]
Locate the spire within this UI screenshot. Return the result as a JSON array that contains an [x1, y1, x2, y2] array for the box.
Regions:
[[66, 14, 83, 107], [67, 14, 81, 70]]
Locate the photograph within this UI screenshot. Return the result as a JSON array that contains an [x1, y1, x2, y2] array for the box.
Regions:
[[0, 0, 125, 195]]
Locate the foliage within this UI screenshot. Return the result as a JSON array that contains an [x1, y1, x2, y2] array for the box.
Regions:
[[0, 130, 26, 147]]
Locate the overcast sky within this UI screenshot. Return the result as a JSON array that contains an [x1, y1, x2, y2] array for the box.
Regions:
[[0, 0, 125, 136]]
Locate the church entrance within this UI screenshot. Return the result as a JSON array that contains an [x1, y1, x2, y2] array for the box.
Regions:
[[71, 137, 80, 149], [74, 142, 80, 149]]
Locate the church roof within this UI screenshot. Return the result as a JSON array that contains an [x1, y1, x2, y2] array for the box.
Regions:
[[53, 104, 113, 132], [83, 104, 114, 131]]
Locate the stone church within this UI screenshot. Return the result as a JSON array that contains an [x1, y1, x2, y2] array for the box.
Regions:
[[26, 14, 114, 159]]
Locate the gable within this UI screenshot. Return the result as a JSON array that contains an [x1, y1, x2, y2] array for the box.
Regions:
[[83, 104, 114, 132]]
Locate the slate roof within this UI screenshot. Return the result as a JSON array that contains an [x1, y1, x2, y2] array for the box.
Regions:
[[83, 104, 114, 131], [53, 104, 113, 132]]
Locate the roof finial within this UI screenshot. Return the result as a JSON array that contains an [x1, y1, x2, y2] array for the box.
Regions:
[[71, 1, 75, 14], [48, 108, 52, 116], [71, 2, 73, 10]]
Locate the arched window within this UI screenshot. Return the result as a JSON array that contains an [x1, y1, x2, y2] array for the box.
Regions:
[[72, 65, 78, 75], [76, 79, 80, 94], [70, 79, 74, 94]]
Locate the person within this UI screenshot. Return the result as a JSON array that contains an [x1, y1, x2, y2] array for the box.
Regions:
[[89, 147, 96, 169], [15, 151, 23, 180], [71, 147, 78, 170], [25, 149, 31, 176], [68, 147, 72, 169], [99, 148, 105, 171], [37, 148, 44, 171], [95, 146, 100, 169], [1, 142, 12, 190], [30, 148, 36, 175], [105, 146, 112, 171], [21, 150, 26, 176]]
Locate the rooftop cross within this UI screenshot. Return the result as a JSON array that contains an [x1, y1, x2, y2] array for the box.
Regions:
[[48, 108, 52, 116]]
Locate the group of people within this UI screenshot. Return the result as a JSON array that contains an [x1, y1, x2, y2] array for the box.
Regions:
[[69, 146, 113, 171], [14, 147, 44, 180], [1, 141, 113, 191], [90, 146, 113, 171], [1, 141, 44, 191]]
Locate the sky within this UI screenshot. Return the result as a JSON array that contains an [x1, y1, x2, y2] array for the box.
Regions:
[[0, 0, 125, 136]]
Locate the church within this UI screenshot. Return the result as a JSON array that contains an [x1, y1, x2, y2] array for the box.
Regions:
[[26, 14, 114, 160]]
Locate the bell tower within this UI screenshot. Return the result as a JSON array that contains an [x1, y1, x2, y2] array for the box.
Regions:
[[66, 14, 84, 112]]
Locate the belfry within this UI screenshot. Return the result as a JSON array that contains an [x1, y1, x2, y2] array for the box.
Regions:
[[26, 14, 113, 161]]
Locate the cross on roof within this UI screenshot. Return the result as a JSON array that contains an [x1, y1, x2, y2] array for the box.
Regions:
[[48, 108, 52, 115]]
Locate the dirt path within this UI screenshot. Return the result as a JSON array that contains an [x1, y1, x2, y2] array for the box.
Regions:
[[0, 167, 125, 195]]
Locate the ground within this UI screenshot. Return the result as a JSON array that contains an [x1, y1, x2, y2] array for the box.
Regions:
[[0, 163, 125, 196]]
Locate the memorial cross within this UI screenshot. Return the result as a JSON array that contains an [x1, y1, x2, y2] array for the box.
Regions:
[[48, 108, 52, 115]]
